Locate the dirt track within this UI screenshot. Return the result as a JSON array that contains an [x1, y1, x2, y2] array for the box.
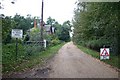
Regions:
[[48, 42, 119, 78], [4, 42, 119, 78]]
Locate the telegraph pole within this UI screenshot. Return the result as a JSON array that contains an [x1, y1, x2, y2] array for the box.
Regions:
[[40, 0, 44, 48]]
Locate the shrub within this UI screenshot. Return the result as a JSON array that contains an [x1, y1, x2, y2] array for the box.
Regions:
[[51, 38, 61, 46], [84, 39, 111, 52]]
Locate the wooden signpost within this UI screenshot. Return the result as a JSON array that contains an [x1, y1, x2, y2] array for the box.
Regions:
[[11, 29, 23, 60]]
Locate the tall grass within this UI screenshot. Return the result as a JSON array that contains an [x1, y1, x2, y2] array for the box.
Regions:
[[2, 43, 64, 74], [77, 45, 119, 69]]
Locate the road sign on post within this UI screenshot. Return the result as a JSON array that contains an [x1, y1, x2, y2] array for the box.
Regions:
[[100, 48, 110, 60], [11, 29, 23, 60]]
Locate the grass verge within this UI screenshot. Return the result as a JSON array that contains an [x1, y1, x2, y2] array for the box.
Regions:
[[2, 43, 65, 74], [77, 45, 119, 69]]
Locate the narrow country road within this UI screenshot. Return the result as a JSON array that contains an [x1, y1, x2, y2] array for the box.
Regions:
[[48, 42, 118, 78], [5, 42, 119, 78]]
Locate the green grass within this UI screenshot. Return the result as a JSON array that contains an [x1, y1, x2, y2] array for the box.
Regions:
[[0, 43, 2, 74], [77, 45, 119, 69], [2, 43, 65, 74], [0, 43, 2, 62]]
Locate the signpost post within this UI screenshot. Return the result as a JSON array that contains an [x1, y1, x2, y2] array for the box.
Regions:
[[11, 29, 23, 60], [15, 38, 18, 60]]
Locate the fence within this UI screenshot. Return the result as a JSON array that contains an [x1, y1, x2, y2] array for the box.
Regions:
[[2, 40, 46, 62], [23, 41, 45, 56]]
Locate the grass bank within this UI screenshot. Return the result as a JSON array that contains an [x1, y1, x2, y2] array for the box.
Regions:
[[77, 45, 119, 69], [0, 43, 2, 75], [2, 43, 65, 74]]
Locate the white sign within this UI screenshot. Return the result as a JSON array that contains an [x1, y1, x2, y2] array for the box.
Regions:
[[100, 48, 110, 60], [44, 39, 47, 48], [12, 29, 23, 38]]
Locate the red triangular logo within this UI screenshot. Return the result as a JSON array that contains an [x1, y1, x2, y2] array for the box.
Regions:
[[100, 48, 109, 56]]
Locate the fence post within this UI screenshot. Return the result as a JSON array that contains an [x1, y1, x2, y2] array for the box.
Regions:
[[44, 39, 46, 48]]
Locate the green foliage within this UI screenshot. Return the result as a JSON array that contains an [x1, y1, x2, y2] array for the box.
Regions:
[[2, 43, 64, 74], [44, 33, 61, 47], [2, 16, 16, 44], [62, 20, 71, 30], [29, 28, 41, 41], [2, 14, 34, 44], [2, 43, 25, 73], [46, 17, 71, 42], [51, 38, 61, 46], [2, 15, 67, 75], [58, 27, 70, 42], [46, 16, 56, 25], [2, 43, 42, 73], [0, 43, 2, 62], [73, 2, 120, 55], [13, 14, 33, 33], [57, 21, 71, 42]]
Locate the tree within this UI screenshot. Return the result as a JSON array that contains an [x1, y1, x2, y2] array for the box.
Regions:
[[2, 16, 16, 43], [58, 27, 70, 42], [62, 20, 71, 30], [73, 2, 120, 55], [57, 21, 71, 42], [2, 14, 34, 44], [46, 17, 71, 42], [46, 16, 55, 25], [13, 14, 33, 34]]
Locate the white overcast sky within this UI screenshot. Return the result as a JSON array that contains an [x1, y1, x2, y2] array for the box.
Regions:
[[1, 0, 77, 24]]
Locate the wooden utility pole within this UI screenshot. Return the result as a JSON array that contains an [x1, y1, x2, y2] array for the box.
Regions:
[[40, 0, 44, 48]]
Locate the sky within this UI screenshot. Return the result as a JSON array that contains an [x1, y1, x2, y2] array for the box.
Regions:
[[1, 0, 77, 24]]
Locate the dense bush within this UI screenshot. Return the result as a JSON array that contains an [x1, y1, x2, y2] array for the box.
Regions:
[[58, 27, 70, 42], [73, 2, 120, 55], [2, 42, 43, 73], [2, 43, 24, 73], [51, 38, 61, 46], [2, 14, 34, 44]]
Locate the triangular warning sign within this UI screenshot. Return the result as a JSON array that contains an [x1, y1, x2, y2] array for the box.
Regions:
[[100, 48, 109, 56]]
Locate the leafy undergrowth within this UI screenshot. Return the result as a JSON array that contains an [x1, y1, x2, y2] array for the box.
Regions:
[[77, 45, 119, 69], [0, 43, 2, 74], [2, 43, 65, 74]]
